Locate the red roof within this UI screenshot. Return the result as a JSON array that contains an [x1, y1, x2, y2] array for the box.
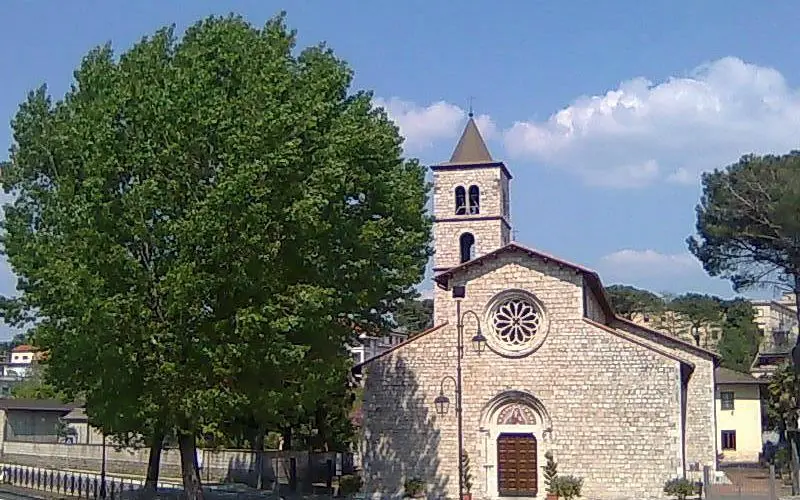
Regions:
[[11, 344, 36, 353]]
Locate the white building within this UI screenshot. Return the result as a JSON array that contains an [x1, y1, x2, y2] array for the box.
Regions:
[[349, 330, 408, 365]]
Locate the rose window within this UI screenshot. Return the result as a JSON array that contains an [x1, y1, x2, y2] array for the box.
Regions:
[[490, 298, 541, 346]]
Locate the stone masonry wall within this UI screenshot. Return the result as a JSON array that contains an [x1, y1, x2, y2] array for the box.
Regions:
[[432, 167, 511, 270], [433, 219, 507, 270], [612, 319, 718, 476], [362, 253, 686, 500], [584, 279, 608, 323]]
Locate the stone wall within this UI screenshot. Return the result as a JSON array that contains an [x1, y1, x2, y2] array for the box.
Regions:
[[613, 318, 718, 476], [1, 441, 338, 486], [362, 253, 689, 500], [431, 166, 511, 270], [583, 278, 608, 323]]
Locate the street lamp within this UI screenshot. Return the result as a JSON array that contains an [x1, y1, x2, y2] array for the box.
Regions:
[[434, 300, 485, 499]]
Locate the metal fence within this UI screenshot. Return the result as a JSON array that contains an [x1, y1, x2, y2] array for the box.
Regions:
[[0, 463, 173, 499], [705, 465, 785, 500]]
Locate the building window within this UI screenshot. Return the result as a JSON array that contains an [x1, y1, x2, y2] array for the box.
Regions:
[[468, 185, 480, 214], [720, 391, 735, 410], [491, 296, 542, 348], [721, 430, 737, 450], [459, 233, 475, 263], [455, 186, 467, 215]]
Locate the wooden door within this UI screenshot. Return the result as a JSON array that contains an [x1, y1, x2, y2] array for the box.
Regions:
[[497, 433, 537, 496]]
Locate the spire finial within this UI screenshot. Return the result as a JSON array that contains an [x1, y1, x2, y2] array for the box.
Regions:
[[468, 96, 474, 118]]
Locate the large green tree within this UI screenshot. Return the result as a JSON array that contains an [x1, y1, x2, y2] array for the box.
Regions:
[[716, 299, 762, 372], [689, 152, 800, 491], [666, 293, 722, 346], [605, 285, 664, 320], [1, 14, 430, 499]]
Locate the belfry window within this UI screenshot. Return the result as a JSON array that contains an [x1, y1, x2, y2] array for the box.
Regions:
[[468, 185, 480, 214], [459, 233, 475, 263], [455, 186, 467, 215]]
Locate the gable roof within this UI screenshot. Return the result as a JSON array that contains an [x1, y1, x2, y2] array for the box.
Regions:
[[434, 242, 720, 361], [612, 316, 720, 361], [585, 318, 695, 371], [11, 344, 36, 353], [716, 366, 767, 385], [0, 399, 75, 412], [433, 242, 615, 319]]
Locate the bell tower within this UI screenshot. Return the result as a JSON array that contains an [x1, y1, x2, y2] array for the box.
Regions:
[[431, 113, 513, 272]]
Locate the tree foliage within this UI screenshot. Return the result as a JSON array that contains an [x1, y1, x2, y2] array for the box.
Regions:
[[11, 362, 65, 400], [393, 297, 433, 334], [689, 152, 800, 492], [667, 293, 722, 344], [767, 364, 798, 434], [1, 14, 431, 498], [688, 152, 800, 300], [604, 285, 664, 320], [716, 299, 762, 372]]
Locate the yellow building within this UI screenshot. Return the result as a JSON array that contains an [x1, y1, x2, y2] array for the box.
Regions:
[[715, 367, 767, 465]]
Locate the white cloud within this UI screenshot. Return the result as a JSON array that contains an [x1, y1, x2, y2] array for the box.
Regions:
[[373, 97, 497, 153], [504, 57, 800, 188], [600, 249, 700, 277]]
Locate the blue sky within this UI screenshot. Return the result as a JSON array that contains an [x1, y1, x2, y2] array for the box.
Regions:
[[3, 1, 800, 337]]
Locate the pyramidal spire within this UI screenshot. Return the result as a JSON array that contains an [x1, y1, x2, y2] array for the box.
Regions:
[[448, 114, 494, 164]]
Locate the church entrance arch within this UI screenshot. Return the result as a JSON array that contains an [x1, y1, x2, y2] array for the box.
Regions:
[[480, 393, 550, 499]]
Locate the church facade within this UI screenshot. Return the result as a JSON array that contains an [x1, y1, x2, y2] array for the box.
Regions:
[[355, 117, 719, 500]]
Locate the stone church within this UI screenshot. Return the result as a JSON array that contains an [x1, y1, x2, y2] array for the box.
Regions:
[[354, 116, 719, 500]]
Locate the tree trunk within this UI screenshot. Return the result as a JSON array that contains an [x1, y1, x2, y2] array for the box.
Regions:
[[282, 426, 292, 451], [178, 432, 204, 500], [141, 431, 164, 499], [251, 429, 266, 490]]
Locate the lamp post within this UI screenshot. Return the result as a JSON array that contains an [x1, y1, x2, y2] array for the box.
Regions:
[[434, 300, 487, 499]]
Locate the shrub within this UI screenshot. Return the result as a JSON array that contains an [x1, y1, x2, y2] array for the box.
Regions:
[[461, 451, 473, 493], [663, 478, 699, 500], [542, 451, 558, 493], [553, 475, 583, 500], [404, 477, 425, 497], [338, 474, 363, 496]]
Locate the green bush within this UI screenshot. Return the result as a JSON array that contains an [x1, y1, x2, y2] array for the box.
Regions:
[[663, 478, 699, 500], [542, 451, 558, 494], [338, 474, 363, 496], [404, 477, 425, 497], [775, 447, 791, 476], [461, 451, 473, 493], [553, 475, 583, 499]]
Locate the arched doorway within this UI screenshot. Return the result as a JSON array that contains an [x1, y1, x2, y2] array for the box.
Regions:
[[497, 433, 538, 496], [480, 393, 550, 499]]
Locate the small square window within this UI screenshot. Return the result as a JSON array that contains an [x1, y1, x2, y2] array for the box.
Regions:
[[720, 391, 735, 410], [721, 430, 737, 450]]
